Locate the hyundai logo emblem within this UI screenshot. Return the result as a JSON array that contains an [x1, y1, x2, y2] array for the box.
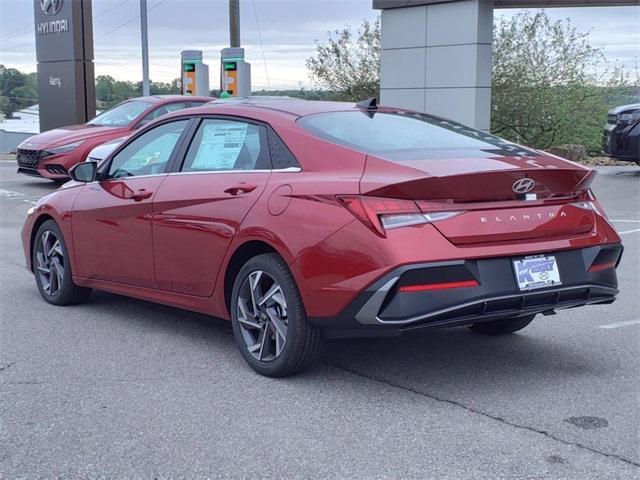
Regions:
[[40, 0, 63, 16], [512, 178, 536, 194]]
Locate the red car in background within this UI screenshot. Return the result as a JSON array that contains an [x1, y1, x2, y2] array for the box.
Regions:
[[21, 98, 622, 377], [16, 95, 211, 180]]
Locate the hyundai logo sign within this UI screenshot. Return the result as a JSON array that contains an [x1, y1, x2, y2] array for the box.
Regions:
[[40, 0, 63, 16], [512, 178, 536, 194], [36, 0, 68, 35]]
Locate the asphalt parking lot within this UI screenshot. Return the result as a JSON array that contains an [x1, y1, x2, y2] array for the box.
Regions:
[[1, 159, 638, 479]]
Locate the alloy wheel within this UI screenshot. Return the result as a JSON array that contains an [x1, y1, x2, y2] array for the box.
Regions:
[[35, 230, 65, 296], [236, 270, 288, 362]]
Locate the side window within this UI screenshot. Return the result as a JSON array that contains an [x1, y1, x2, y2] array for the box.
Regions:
[[139, 102, 187, 126], [181, 119, 270, 172], [107, 120, 189, 178], [267, 128, 300, 169], [189, 101, 208, 108]]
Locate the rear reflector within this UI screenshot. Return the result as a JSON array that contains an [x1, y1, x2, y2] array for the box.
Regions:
[[588, 246, 622, 273], [399, 280, 479, 293], [588, 261, 616, 273]]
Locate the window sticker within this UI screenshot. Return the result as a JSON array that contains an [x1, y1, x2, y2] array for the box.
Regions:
[[127, 151, 161, 169], [191, 122, 248, 170], [125, 133, 181, 169]]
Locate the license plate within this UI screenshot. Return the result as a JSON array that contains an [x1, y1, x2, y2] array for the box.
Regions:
[[513, 255, 561, 291]]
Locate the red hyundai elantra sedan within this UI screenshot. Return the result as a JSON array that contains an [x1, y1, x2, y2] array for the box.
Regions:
[[16, 95, 211, 180], [21, 98, 623, 376]]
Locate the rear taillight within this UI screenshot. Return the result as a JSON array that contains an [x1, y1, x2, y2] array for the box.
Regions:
[[571, 199, 608, 219], [337, 195, 461, 237]]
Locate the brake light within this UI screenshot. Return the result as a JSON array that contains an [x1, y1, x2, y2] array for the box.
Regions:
[[399, 279, 479, 292], [337, 195, 461, 237]]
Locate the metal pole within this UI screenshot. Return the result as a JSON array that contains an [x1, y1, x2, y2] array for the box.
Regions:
[[229, 0, 240, 47], [140, 0, 150, 96]]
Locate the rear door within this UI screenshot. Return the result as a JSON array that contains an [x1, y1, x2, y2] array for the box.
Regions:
[[72, 119, 190, 287], [152, 117, 272, 296]]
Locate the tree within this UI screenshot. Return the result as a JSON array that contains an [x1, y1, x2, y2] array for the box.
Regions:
[[95, 75, 180, 109], [0, 65, 37, 118], [491, 11, 637, 153], [306, 18, 380, 102]]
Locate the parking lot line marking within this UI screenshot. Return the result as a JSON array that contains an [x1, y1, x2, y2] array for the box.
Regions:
[[0, 188, 26, 198], [618, 228, 640, 235], [599, 319, 640, 329], [610, 219, 640, 223]]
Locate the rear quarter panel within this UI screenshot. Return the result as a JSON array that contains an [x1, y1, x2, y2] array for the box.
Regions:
[[211, 118, 369, 319]]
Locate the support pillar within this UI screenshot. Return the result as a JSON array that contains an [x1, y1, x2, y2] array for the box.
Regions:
[[33, 0, 95, 132], [375, 0, 493, 130]]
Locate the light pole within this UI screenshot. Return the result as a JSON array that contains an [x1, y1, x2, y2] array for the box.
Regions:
[[229, 0, 240, 48], [140, 0, 150, 96]]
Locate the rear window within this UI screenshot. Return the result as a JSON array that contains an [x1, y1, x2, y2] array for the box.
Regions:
[[298, 111, 537, 159]]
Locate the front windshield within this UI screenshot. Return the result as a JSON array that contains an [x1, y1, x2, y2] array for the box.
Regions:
[[298, 111, 538, 160], [87, 100, 152, 127]]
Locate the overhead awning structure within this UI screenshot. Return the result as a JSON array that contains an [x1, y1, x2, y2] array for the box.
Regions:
[[374, 1, 639, 8], [374, 0, 638, 130], [494, 0, 638, 7]]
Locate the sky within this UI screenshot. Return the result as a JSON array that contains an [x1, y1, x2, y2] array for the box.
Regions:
[[1, 0, 638, 90]]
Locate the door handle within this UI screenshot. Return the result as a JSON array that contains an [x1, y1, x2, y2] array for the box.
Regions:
[[224, 183, 258, 196], [131, 189, 153, 201]]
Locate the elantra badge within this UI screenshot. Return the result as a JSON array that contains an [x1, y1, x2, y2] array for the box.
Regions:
[[512, 178, 536, 194]]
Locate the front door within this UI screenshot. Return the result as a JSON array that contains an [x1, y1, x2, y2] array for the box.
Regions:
[[152, 118, 272, 296], [72, 119, 190, 287]]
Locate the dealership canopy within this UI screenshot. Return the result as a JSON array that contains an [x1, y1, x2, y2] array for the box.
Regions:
[[373, 0, 638, 130]]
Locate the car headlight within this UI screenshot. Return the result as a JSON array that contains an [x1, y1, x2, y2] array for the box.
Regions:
[[46, 140, 84, 155], [617, 111, 640, 125], [17, 136, 36, 149]]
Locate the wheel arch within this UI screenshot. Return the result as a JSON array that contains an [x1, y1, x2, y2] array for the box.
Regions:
[[222, 239, 291, 316], [28, 213, 56, 272]]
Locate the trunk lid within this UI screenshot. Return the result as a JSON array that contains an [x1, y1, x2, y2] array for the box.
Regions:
[[360, 153, 593, 202], [430, 203, 595, 245], [360, 152, 597, 244]]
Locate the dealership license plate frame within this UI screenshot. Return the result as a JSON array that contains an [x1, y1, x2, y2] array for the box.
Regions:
[[512, 254, 562, 292]]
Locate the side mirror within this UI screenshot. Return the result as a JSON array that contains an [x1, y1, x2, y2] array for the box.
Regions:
[[69, 161, 97, 183]]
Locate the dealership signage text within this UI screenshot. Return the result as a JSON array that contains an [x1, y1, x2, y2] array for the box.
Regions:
[[37, 18, 69, 35]]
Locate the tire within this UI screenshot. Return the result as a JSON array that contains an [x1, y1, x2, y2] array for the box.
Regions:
[[32, 220, 91, 306], [230, 253, 322, 377], [469, 314, 536, 335]]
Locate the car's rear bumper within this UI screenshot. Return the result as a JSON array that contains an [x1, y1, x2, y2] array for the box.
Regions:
[[310, 244, 622, 338], [603, 123, 640, 162]]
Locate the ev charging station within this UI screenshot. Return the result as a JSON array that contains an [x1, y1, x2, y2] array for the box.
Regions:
[[180, 50, 210, 96], [220, 47, 251, 97]]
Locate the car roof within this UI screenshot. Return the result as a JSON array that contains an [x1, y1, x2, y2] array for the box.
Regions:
[[129, 95, 213, 105], [202, 97, 392, 118], [610, 103, 640, 114]]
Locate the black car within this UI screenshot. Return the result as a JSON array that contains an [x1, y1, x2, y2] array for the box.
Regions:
[[603, 103, 640, 164]]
